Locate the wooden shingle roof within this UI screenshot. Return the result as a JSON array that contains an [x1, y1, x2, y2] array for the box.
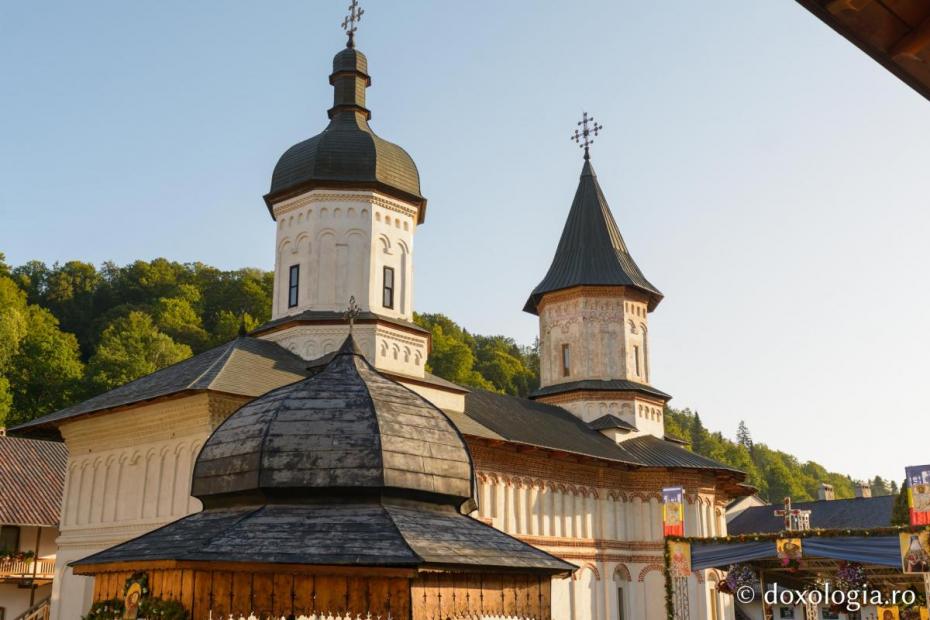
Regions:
[[0, 435, 67, 527]]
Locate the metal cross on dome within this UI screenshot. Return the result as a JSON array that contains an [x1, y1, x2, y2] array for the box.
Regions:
[[342, 0, 364, 47], [572, 111, 603, 160]]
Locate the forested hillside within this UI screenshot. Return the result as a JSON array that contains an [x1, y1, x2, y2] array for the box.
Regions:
[[0, 255, 893, 502]]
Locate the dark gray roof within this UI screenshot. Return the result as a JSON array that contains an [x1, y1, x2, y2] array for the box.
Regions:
[[265, 45, 425, 219], [587, 414, 637, 432], [72, 501, 572, 574], [461, 390, 741, 473], [524, 159, 662, 314], [727, 495, 896, 534], [252, 309, 428, 338], [530, 379, 671, 401], [9, 337, 309, 434], [193, 337, 474, 509], [0, 436, 67, 526]]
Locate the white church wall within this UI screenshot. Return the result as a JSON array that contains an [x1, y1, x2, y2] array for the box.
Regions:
[[270, 190, 417, 322], [537, 292, 651, 388], [49, 392, 244, 620]]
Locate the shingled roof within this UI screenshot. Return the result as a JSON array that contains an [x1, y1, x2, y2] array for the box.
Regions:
[[458, 390, 742, 473], [524, 159, 662, 314], [0, 435, 67, 527], [10, 337, 309, 434], [728, 495, 896, 534], [74, 337, 573, 575]]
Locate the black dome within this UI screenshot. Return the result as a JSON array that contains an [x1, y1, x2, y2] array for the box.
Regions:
[[192, 337, 474, 510], [265, 45, 425, 220]]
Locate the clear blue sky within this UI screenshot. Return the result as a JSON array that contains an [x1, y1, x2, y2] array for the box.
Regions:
[[2, 1, 928, 484]]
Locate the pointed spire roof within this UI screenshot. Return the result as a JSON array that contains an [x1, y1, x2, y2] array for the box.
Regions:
[[524, 159, 662, 314]]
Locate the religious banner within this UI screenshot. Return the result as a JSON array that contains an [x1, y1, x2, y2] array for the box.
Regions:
[[900, 531, 930, 573], [906, 465, 930, 525], [877, 606, 900, 620], [668, 540, 692, 577], [662, 487, 685, 537], [776, 538, 802, 564]]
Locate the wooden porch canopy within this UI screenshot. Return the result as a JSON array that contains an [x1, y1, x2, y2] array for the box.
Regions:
[[665, 526, 930, 619], [796, 0, 930, 101]]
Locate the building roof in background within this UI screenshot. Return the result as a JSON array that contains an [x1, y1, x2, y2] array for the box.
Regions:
[[727, 495, 896, 534], [9, 337, 309, 434], [796, 0, 930, 102], [461, 390, 743, 473], [524, 159, 663, 314], [0, 435, 67, 527]]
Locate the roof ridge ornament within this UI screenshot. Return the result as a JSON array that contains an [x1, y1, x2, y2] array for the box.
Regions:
[[341, 0, 364, 48], [572, 111, 603, 160]]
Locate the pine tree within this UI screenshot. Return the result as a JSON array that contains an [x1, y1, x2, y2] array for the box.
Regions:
[[892, 480, 910, 525], [690, 413, 711, 455], [736, 420, 753, 449]]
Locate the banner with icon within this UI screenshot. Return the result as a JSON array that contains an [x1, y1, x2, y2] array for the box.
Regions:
[[662, 487, 685, 537], [668, 540, 692, 577], [900, 531, 930, 573], [877, 607, 900, 620], [906, 465, 930, 526], [776, 538, 802, 562]]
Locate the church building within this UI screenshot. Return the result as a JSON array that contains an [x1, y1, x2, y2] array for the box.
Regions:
[[12, 16, 750, 620]]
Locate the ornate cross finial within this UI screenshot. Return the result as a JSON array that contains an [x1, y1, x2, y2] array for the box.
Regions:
[[571, 111, 603, 160], [345, 296, 360, 334], [341, 0, 364, 48]]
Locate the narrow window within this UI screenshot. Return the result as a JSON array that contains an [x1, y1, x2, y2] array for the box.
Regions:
[[616, 587, 625, 620], [561, 343, 571, 377], [288, 264, 299, 308], [633, 345, 641, 377], [0, 526, 20, 552], [383, 266, 395, 309]]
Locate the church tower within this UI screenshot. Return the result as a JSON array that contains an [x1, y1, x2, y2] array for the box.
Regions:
[[252, 17, 433, 384], [524, 116, 670, 440]]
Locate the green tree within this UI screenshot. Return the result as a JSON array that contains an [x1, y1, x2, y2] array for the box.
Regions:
[[153, 296, 209, 351], [4, 305, 84, 426], [736, 420, 753, 449], [690, 413, 711, 454], [87, 311, 192, 392], [871, 475, 891, 497], [210, 310, 259, 346], [892, 480, 910, 526]]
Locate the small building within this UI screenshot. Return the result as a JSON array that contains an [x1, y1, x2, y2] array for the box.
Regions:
[[0, 435, 67, 619], [71, 337, 574, 619]]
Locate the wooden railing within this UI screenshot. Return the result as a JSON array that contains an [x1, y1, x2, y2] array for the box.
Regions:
[[0, 557, 55, 580], [14, 596, 51, 620]]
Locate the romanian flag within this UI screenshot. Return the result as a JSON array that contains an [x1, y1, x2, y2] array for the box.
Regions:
[[662, 487, 685, 537], [906, 465, 930, 526]]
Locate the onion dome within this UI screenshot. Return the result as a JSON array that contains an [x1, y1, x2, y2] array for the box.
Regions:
[[192, 336, 474, 511], [264, 42, 426, 222], [524, 158, 663, 314]]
